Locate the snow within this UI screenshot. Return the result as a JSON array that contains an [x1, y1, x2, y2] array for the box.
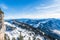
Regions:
[[4, 22, 45, 40], [4, 22, 16, 27], [52, 29, 60, 35], [35, 22, 40, 28], [36, 35, 44, 40]]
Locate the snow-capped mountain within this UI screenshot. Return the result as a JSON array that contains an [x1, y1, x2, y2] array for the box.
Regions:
[[4, 20, 45, 40], [37, 18, 60, 39], [5, 18, 60, 40]]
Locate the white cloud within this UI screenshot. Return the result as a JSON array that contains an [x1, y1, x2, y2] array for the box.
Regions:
[[0, 4, 8, 10], [33, 0, 60, 18], [4, 0, 60, 19]]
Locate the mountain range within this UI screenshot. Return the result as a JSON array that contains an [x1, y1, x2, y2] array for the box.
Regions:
[[5, 18, 60, 40]]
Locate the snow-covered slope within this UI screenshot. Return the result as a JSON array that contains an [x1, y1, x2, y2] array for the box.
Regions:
[[37, 19, 60, 39], [5, 18, 60, 40], [4, 22, 45, 40]]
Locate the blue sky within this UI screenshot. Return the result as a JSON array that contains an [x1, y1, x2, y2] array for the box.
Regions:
[[0, 0, 60, 19]]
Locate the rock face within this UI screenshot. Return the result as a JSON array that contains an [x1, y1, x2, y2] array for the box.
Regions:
[[0, 33, 4, 40], [0, 8, 5, 40]]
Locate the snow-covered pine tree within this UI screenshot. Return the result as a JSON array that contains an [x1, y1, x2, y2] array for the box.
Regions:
[[18, 31, 23, 40]]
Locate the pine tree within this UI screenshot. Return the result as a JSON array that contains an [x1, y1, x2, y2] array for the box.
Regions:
[[33, 36, 36, 40], [12, 37, 15, 40], [18, 31, 23, 40], [37, 38, 41, 40], [28, 37, 31, 40], [7, 36, 10, 40], [4, 34, 10, 40], [4, 34, 7, 40]]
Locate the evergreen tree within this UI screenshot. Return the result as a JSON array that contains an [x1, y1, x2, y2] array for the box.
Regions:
[[4, 34, 10, 40], [37, 38, 41, 40], [12, 37, 15, 40], [7, 36, 10, 40], [4, 34, 7, 40], [33, 36, 36, 40], [28, 37, 31, 40], [18, 31, 23, 40]]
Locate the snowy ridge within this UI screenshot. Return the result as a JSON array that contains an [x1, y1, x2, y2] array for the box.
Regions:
[[52, 29, 60, 35], [4, 22, 45, 40], [5, 18, 60, 40], [4, 22, 16, 27]]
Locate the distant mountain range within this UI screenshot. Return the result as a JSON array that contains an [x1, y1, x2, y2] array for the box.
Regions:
[[5, 18, 60, 40]]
